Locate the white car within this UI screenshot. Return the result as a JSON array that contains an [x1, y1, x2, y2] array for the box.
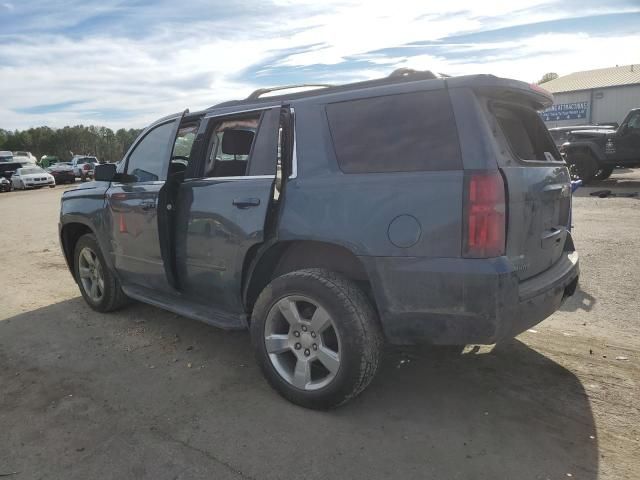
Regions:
[[11, 166, 56, 190], [70, 155, 98, 180], [0, 151, 13, 162], [12, 151, 37, 165]]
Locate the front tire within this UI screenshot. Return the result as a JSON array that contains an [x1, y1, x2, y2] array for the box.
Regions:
[[567, 151, 598, 184], [593, 166, 614, 181], [74, 233, 128, 312], [251, 269, 383, 409]]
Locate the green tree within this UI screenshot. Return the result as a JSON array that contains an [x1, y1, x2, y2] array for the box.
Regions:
[[537, 72, 559, 85], [0, 125, 142, 162]]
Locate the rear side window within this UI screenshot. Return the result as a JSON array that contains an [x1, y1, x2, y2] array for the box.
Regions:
[[326, 90, 462, 173], [493, 104, 560, 161]]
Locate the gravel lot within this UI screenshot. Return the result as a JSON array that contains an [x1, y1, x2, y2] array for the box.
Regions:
[[1, 171, 639, 480]]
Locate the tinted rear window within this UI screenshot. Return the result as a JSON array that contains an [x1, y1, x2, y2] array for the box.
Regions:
[[494, 104, 560, 161], [326, 90, 462, 173]]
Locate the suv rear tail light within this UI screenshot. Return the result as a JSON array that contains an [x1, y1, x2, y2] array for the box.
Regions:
[[82, 164, 91, 171], [463, 171, 506, 258]]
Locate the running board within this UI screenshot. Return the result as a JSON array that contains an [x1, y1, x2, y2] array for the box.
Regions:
[[122, 285, 247, 330]]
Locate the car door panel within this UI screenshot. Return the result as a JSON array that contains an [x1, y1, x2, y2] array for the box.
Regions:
[[105, 116, 182, 293], [106, 181, 169, 291], [173, 107, 280, 314], [175, 177, 274, 311]]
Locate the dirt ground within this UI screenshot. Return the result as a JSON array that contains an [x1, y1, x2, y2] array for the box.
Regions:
[[1, 171, 639, 480]]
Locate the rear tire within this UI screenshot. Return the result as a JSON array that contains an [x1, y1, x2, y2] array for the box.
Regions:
[[567, 151, 598, 184], [74, 233, 129, 313], [251, 268, 383, 409], [593, 166, 614, 181]]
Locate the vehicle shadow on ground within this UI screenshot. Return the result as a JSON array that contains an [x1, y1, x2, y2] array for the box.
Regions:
[[0, 298, 598, 480], [559, 285, 597, 312]]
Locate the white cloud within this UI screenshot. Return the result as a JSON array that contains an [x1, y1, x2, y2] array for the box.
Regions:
[[0, 0, 639, 129]]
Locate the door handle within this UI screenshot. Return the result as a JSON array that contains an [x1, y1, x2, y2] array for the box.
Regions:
[[232, 197, 261, 209], [141, 200, 156, 210]]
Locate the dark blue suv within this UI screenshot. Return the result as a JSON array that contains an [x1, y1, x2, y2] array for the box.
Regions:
[[59, 70, 579, 408]]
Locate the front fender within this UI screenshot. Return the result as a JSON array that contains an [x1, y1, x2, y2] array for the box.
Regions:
[[59, 183, 114, 273]]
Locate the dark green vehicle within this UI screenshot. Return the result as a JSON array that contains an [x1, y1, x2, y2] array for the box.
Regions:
[[59, 70, 579, 408], [561, 108, 640, 183]]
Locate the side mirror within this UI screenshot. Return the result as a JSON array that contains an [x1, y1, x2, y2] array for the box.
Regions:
[[94, 163, 117, 182]]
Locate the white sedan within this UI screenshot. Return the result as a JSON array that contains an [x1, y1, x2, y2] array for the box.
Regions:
[[11, 166, 56, 190]]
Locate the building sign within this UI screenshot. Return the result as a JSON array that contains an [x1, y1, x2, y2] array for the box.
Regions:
[[541, 102, 588, 121]]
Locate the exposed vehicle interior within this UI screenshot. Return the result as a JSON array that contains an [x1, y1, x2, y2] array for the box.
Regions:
[[204, 117, 260, 177]]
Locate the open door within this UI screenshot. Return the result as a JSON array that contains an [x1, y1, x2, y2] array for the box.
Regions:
[[105, 111, 186, 293], [173, 106, 281, 326], [157, 110, 198, 290]]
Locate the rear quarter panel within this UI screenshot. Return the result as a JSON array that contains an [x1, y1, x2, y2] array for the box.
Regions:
[[279, 98, 463, 257]]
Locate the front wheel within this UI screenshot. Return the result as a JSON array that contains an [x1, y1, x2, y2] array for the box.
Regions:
[[74, 233, 129, 312], [593, 166, 614, 181], [567, 151, 598, 184], [251, 269, 383, 409]]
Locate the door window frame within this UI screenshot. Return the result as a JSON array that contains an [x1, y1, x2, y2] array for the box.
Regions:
[[118, 117, 180, 184], [190, 106, 284, 181]]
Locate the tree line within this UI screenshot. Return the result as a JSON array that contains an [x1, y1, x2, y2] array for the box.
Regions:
[[0, 125, 142, 163]]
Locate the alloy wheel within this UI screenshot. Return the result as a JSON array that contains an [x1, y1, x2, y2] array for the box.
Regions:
[[78, 246, 105, 303], [264, 295, 341, 391]]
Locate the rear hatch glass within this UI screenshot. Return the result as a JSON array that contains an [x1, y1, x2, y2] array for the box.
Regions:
[[490, 101, 571, 281]]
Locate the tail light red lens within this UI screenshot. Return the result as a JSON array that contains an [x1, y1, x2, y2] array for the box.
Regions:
[[83, 164, 91, 170], [463, 171, 506, 258]]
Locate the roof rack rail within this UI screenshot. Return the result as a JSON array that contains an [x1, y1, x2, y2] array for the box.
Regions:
[[388, 68, 437, 79], [246, 84, 333, 100]]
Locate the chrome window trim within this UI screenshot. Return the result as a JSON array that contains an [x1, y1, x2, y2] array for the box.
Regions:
[[289, 106, 298, 179], [197, 175, 276, 181], [204, 105, 274, 120]]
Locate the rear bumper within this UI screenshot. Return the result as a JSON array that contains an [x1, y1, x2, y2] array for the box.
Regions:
[[360, 248, 579, 345]]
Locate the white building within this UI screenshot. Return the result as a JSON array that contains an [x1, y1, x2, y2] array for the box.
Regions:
[[540, 64, 640, 128]]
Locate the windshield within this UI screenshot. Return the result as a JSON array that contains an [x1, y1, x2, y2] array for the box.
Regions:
[[20, 167, 45, 175]]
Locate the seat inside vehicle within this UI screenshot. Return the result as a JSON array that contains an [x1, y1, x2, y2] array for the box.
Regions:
[[211, 129, 254, 177]]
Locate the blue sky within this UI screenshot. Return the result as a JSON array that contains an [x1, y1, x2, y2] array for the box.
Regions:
[[1, 0, 639, 129]]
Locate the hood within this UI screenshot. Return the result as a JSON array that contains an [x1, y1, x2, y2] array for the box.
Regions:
[[63, 180, 100, 194], [22, 172, 52, 179], [569, 129, 615, 139]]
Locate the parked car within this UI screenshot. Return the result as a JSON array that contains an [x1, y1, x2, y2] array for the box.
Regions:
[[70, 156, 98, 181], [39, 155, 62, 168], [561, 108, 640, 183], [0, 176, 11, 192], [548, 125, 615, 149], [0, 162, 21, 183], [11, 166, 55, 189], [59, 70, 579, 409], [0, 151, 13, 162], [47, 162, 76, 184], [12, 151, 37, 164]]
